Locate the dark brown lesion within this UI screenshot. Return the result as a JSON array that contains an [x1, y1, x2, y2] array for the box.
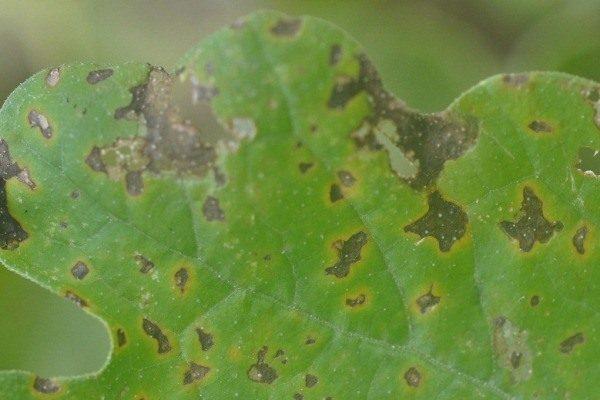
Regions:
[[142, 318, 172, 354], [247, 346, 278, 384], [195, 327, 214, 351], [117, 328, 127, 347], [404, 191, 468, 252], [500, 186, 563, 252], [70, 261, 89, 280], [329, 183, 343, 203], [559, 332, 585, 354], [33, 377, 60, 394], [64, 290, 88, 308], [325, 231, 368, 278], [416, 286, 440, 314], [28, 110, 53, 139], [329, 44, 342, 66], [305, 374, 318, 388], [337, 170, 356, 187], [575, 146, 599, 178], [202, 196, 225, 222], [183, 362, 210, 385], [527, 120, 553, 133], [572, 226, 588, 254], [298, 162, 313, 173], [134, 253, 154, 274], [404, 367, 421, 388], [331, 54, 478, 190], [174, 267, 189, 293], [345, 293, 366, 307], [86, 69, 114, 84], [270, 18, 302, 37]]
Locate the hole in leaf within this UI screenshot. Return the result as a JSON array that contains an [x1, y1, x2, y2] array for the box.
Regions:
[[0, 266, 111, 377]]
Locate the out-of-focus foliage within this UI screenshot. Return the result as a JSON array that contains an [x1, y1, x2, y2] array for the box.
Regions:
[[0, 0, 597, 380]]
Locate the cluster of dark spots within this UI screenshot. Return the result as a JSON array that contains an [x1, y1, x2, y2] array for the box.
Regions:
[[328, 75, 363, 110], [46, 68, 60, 87], [65, 290, 87, 308], [572, 226, 588, 254], [329, 183, 344, 202], [117, 328, 127, 347], [575, 146, 599, 178], [183, 362, 210, 385], [405, 191, 468, 252], [305, 336, 316, 345], [336, 54, 477, 189], [492, 316, 532, 382], [298, 162, 314, 173], [345, 293, 366, 307], [404, 367, 421, 388], [33, 377, 60, 394], [325, 231, 368, 278], [560, 332, 585, 354], [500, 186, 563, 252], [270, 17, 302, 37], [28, 110, 53, 139], [196, 327, 213, 351], [305, 374, 318, 388], [202, 196, 225, 222], [142, 318, 172, 354], [0, 140, 34, 249], [134, 253, 154, 274], [416, 286, 440, 314], [502, 73, 529, 88], [274, 349, 287, 364], [337, 170, 356, 187], [247, 346, 278, 384], [71, 261, 89, 280], [528, 120, 553, 133], [85, 138, 149, 196], [86, 69, 114, 84], [174, 267, 189, 293], [530, 295, 540, 307], [330, 44, 342, 66]]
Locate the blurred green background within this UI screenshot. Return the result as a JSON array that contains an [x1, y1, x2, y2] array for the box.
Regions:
[[0, 0, 598, 378]]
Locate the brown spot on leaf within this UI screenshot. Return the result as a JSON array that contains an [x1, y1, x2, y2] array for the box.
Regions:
[[559, 332, 585, 354], [28, 110, 52, 139], [329, 183, 344, 203], [404, 367, 421, 387], [85, 146, 107, 173], [247, 346, 278, 384], [196, 327, 213, 351], [345, 293, 366, 307], [528, 120, 553, 133], [33, 377, 60, 394], [174, 268, 189, 293], [117, 328, 127, 347], [65, 290, 87, 308], [183, 362, 210, 385], [575, 147, 599, 178], [530, 295, 540, 307], [202, 196, 225, 222], [326, 231, 368, 278], [405, 191, 468, 252], [142, 318, 171, 354], [337, 170, 356, 187], [125, 170, 143, 196], [271, 18, 302, 37], [46, 68, 60, 87], [500, 187, 563, 252], [134, 253, 154, 274], [298, 162, 313, 173], [416, 286, 440, 314], [71, 261, 89, 280], [305, 336, 316, 345], [572, 226, 588, 254], [330, 44, 342, 66], [87, 69, 114, 84], [328, 76, 362, 109], [492, 316, 532, 382], [305, 374, 318, 388]]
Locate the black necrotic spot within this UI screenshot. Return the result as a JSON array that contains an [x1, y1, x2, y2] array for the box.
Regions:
[[330, 44, 342, 66], [345, 294, 366, 307], [416, 287, 440, 314], [33, 377, 60, 394], [326, 231, 368, 278], [142, 318, 172, 354], [183, 362, 210, 385], [134, 253, 154, 274], [87, 69, 114, 84], [572, 226, 588, 254], [559, 332, 585, 354], [270, 18, 302, 36], [174, 268, 189, 293], [329, 183, 344, 203], [247, 346, 278, 384], [404, 367, 421, 387], [202, 196, 225, 222], [71, 261, 89, 280], [196, 327, 214, 351]]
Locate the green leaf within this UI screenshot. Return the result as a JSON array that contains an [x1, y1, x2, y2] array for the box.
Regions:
[[0, 10, 598, 399]]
